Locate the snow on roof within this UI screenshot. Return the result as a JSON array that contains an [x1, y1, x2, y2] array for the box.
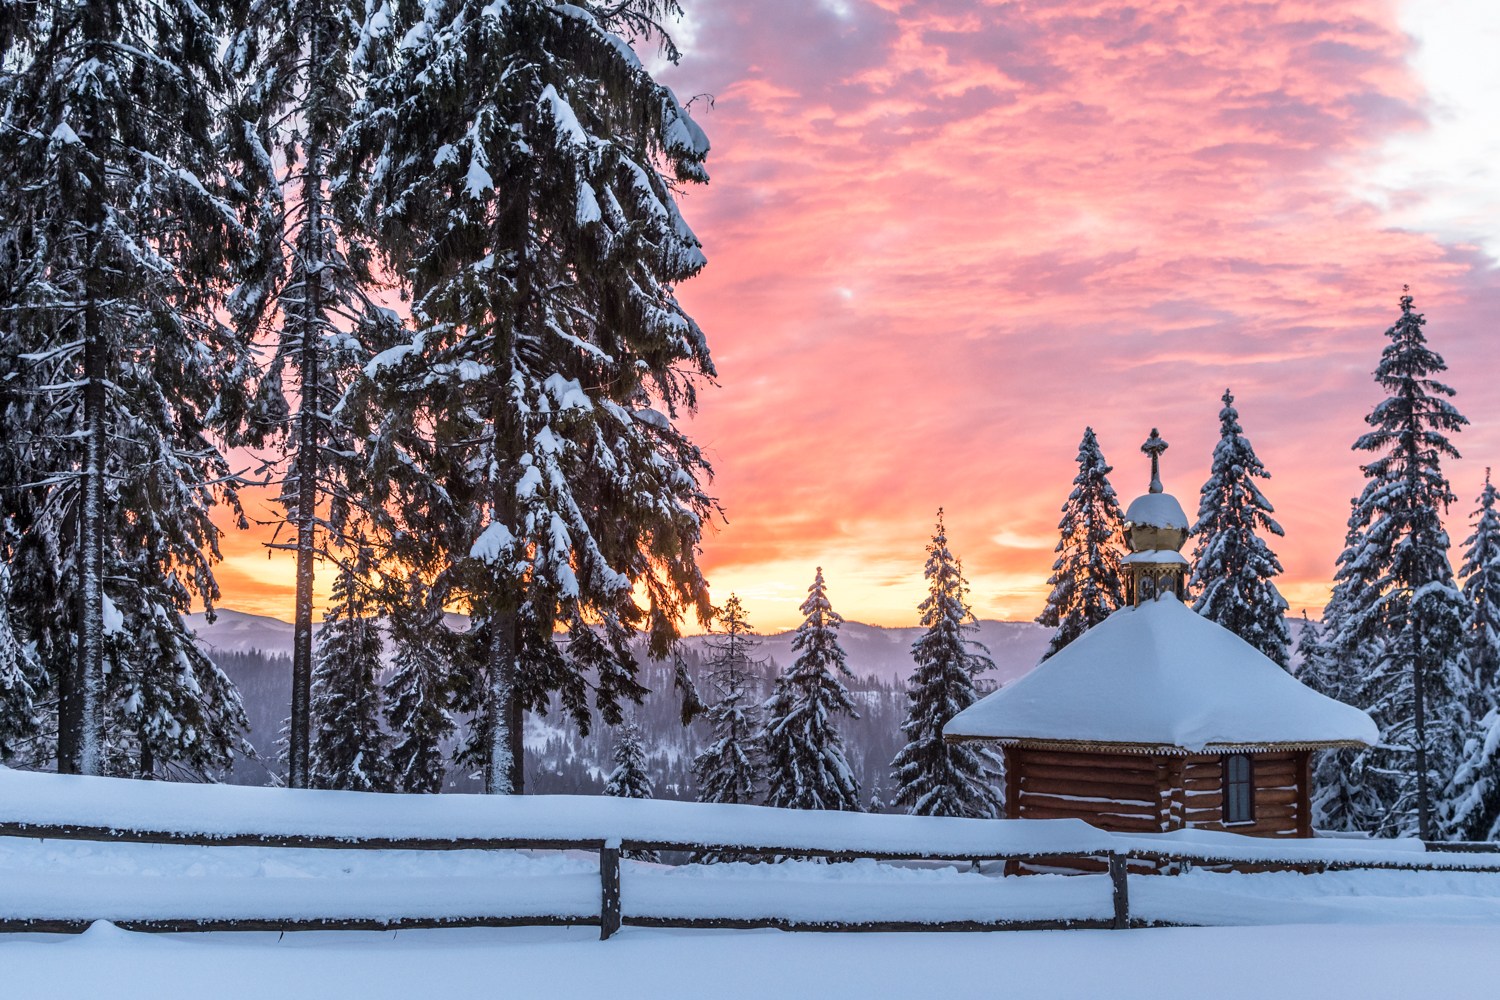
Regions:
[[945, 595, 1378, 751], [1124, 491, 1189, 532], [1122, 549, 1188, 565]]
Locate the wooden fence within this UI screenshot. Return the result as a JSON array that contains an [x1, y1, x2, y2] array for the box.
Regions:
[[3, 818, 1497, 938]]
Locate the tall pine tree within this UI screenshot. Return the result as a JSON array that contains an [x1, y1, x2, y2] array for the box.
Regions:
[[226, 0, 396, 790], [0, 0, 255, 775], [693, 594, 764, 807], [1332, 291, 1470, 839], [1037, 428, 1125, 660], [309, 544, 389, 791], [341, 0, 715, 794], [890, 510, 1003, 818], [761, 569, 863, 812], [1189, 390, 1291, 666]]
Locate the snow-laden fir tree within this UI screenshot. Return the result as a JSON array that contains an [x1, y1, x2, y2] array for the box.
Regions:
[[0, 545, 42, 759], [309, 545, 389, 791], [1189, 390, 1291, 666], [604, 720, 657, 860], [1037, 428, 1126, 660], [1442, 471, 1500, 840], [761, 569, 863, 812], [1331, 291, 1471, 839], [1296, 610, 1371, 830], [225, 0, 399, 790], [604, 722, 654, 800], [0, 0, 255, 774], [890, 510, 1003, 818], [384, 573, 456, 793], [693, 595, 765, 807], [1458, 471, 1500, 705], [868, 781, 886, 815], [1443, 708, 1500, 841], [341, 0, 714, 794]]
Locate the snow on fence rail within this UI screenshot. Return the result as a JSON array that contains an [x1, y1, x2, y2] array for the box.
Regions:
[[1, 767, 1497, 937]]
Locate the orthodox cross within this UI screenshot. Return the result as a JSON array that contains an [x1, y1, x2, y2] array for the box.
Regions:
[[1142, 429, 1168, 494]]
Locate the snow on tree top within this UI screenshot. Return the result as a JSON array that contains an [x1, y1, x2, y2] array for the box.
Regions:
[[1124, 491, 1190, 532], [945, 595, 1378, 751]]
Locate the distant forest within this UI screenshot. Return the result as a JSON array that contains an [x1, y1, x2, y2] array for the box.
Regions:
[[217, 643, 931, 809]]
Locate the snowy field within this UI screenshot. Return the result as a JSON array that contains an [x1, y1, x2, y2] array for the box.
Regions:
[[6, 921, 1500, 1000], [6, 767, 1500, 998]]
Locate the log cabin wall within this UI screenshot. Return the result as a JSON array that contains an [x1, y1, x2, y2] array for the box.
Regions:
[[1004, 747, 1313, 838], [1178, 750, 1311, 838], [1007, 748, 1165, 834]]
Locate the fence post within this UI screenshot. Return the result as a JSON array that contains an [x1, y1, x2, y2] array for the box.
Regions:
[[1109, 853, 1130, 930], [599, 840, 622, 940]]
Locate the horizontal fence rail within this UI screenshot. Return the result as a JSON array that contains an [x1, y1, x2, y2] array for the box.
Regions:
[[2, 768, 1498, 939], [4, 818, 1499, 938]]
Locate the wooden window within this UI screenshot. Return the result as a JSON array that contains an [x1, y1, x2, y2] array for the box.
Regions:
[[1223, 754, 1254, 824]]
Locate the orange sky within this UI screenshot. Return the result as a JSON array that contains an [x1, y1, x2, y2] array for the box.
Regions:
[[212, 0, 1500, 633]]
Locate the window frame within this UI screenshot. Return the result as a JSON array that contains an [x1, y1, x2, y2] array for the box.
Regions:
[[1222, 753, 1255, 826]]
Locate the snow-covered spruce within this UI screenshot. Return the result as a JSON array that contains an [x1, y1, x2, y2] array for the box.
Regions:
[[693, 595, 766, 811], [1189, 390, 1290, 667], [1037, 428, 1126, 660], [890, 510, 1003, 819], [762, 569, 863, 813], [384, 574, 456, 794], [1458, 471, 1500, 707], [604, 721, 658, 860], [1297, 611, 1374, 831], [309, 546, 390, 792], [1331, 292, 1471, 840], [340, 0, 714, 794], [0, 0, 255, 776], [604, 722, 654, 801], [225, 0, 402, 790], [0, 548, 42, 760], [1443, 472, 1500, 840]]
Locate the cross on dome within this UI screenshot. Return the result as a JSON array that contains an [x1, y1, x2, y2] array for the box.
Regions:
[[1141, 428, 1168, 494]]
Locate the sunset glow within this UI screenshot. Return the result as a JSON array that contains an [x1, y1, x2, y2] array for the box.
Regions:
[[214, 0, 1500, 632]]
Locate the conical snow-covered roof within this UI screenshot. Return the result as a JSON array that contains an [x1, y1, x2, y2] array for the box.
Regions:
[[945, 595, 1377, 753]]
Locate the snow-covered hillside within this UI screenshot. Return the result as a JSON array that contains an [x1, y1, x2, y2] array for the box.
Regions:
[[187, 610, 1053, 684]]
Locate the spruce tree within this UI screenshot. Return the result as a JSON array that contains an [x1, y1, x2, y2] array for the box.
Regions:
[[1458, 471, 1500, 703], [1444, 709, 1500, 841], [604, 722, 654, 800], [604, 721, 656, 861], [0, 546, 41, 760], [1443, 472, 1500, 840], [1333, 291, 1470, 839], [761, 569, 863, 812], [226, 0, 397, 790], [384, 573, 456, 793], [341, 0, 714, 794], [1190, 390, 1291, 666], [0, 0, 255, 775], [1037, 428, 1126, 659], [693, 595, 764, 807], [309, 545, 389, 791], [890, 510, 1003, 818]]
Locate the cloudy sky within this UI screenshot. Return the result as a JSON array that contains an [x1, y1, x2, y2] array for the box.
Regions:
[[217, 0, 1500, 631]]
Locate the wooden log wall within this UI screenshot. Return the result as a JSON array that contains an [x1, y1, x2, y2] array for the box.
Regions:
[[1006, 748, 1312, 842]]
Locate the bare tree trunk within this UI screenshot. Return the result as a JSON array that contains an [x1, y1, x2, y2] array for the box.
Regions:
[[287, 13, 328, 790]]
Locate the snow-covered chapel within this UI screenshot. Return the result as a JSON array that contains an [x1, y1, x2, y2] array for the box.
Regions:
[[945, 431, 1378, 838]]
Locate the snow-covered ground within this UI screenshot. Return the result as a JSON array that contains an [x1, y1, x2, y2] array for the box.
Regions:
[[6, 921, 1500, 1000]]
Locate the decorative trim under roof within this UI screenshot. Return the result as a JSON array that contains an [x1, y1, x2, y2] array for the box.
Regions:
[[941, 734, 1369, 755]]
